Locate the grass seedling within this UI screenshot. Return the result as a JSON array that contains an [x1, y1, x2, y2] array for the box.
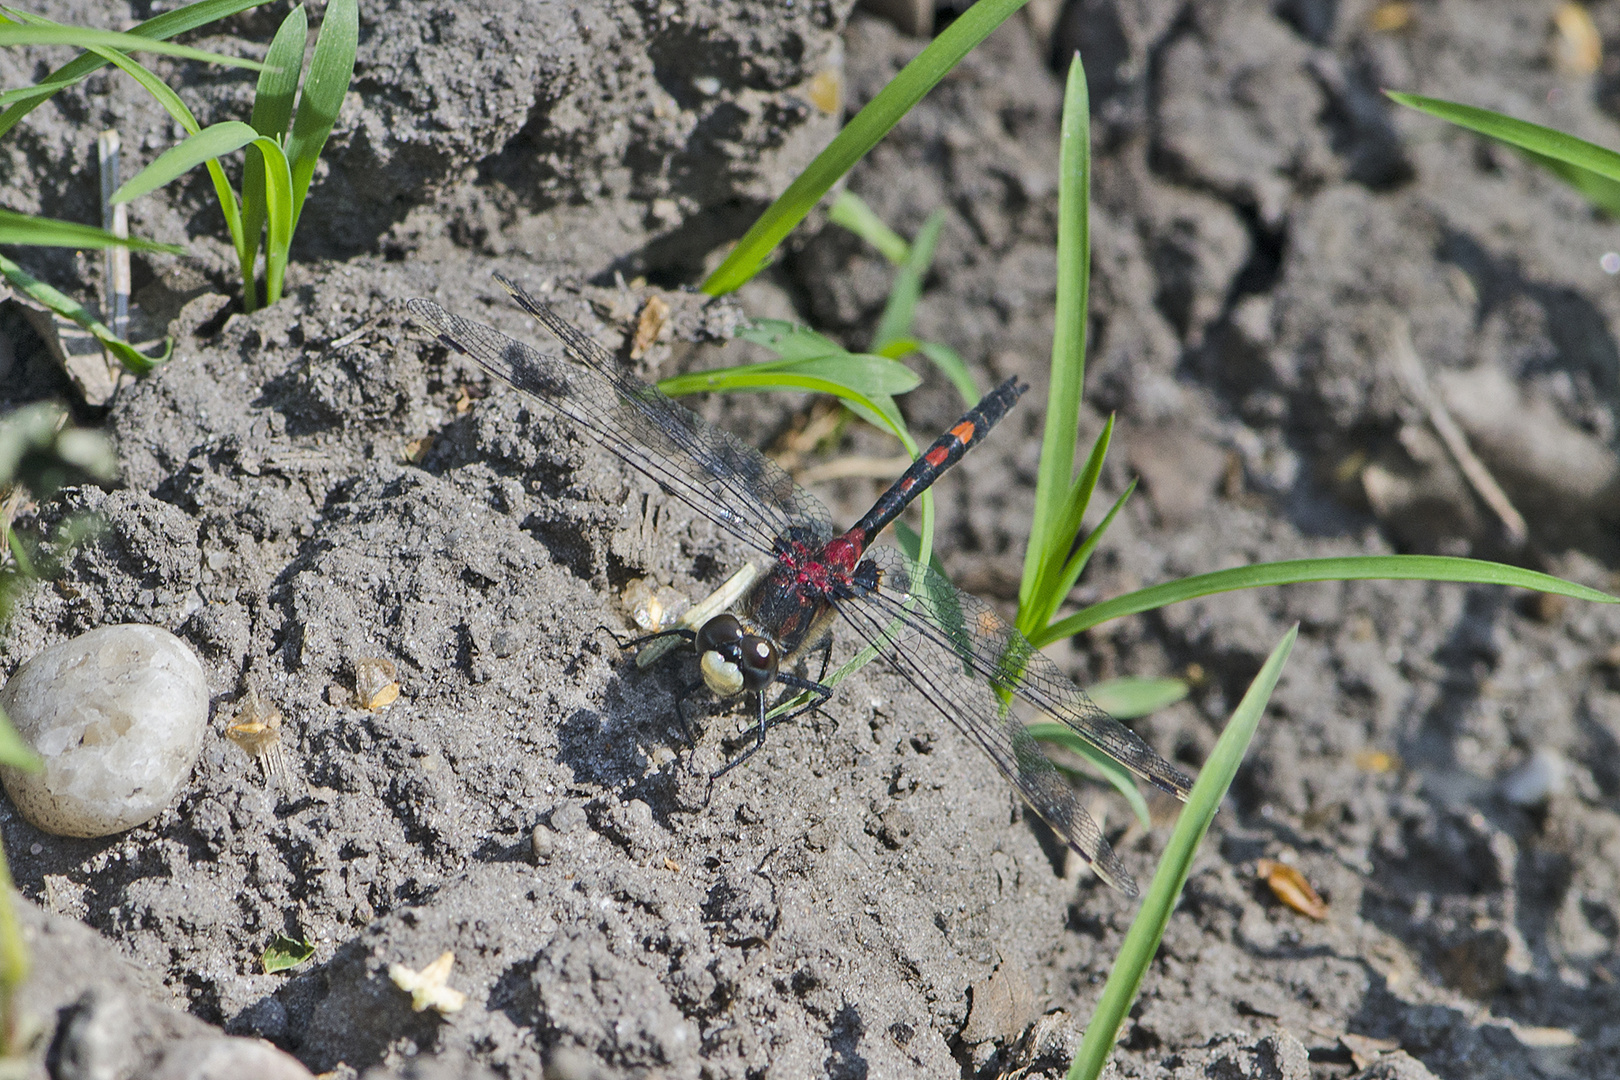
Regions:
[[0, 1, 273, 370], [1066, 628, 1296, 1080], [701, 0, 1035, 295], [108, 0, 358, 311], [828, 191, 980, 404], [1387, 89, 1620, 215]]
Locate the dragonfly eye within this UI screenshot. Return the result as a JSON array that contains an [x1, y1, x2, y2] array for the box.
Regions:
[[695, 616, 777, 695], [735, 634, 778, 691], [696, 614, 743, 654]]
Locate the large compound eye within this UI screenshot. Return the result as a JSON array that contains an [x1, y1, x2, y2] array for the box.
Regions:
[[736, 634, 778, 692], [695, 613, 743, 654]]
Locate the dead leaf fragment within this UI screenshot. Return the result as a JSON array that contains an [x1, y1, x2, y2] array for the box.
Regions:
[[1354, 749, 1398, 773], [1553, 3, 1601, 76], [629, 295, 669, 360], [807, 65, 842, 114], [1257, 859, 1329, 920], [1367, 2, 1413, 32], [354, 657, 400, 710], [389, 951, 466, 1015], [404, 435, 433, 465], [1512, 1025, 1578, 1048], [227, 690, 291, 788]]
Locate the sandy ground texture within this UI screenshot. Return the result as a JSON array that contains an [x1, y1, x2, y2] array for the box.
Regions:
[[2, 0, 1620, 1077]]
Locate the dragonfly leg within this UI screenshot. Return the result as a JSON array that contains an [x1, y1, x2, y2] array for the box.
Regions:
[[672, 679, 708, 750], [711, 672, 831, 779]]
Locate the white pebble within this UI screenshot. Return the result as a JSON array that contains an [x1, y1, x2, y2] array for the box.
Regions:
[[1501, 748, 1569, 807], [0, 625, 208, 837]]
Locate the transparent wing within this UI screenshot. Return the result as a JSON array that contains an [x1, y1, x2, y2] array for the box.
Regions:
[[835, 545, 1194, 894], [406, 278, 832, 557]]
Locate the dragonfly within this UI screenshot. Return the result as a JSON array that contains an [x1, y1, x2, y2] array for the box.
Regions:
[[407, 275, 1192, 894]]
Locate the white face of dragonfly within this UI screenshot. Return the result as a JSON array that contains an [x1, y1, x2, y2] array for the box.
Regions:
[[695, 614, 778, 698]]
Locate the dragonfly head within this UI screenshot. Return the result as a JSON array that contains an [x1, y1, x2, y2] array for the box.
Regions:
[[695, 614, 777, 697]]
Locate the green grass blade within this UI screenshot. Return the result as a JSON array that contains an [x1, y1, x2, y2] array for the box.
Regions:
[[284, 0, 356, 231], [1020, 52, 1091, 619], [256, 137, 294, 305], [872, 208, 944, 350], [701, 0, 1033, 295], [0, 253, 171, 374], [657, 354, 921, 399], [1041, 555, 1618, 644], [1387, 90, 1620, 181], [111, 120, 261, 203], [1519, 145, 1620, 216], [879, 338, 980, 405], [915, 342, 979, 405], [0, 0, 269, 139], [1039, 479, 1135, 635], [828, 190, 910, 264], [735, 320, 848, 361], [242, 3, 308, 308], [1022, 415, 1114, 637], [0, 73, 80, 106], [0, 24, 266, 69], [1087, 676, 1188, 719], [0, 207, 180, 253], [80, 45, 246, 271], [1027, 721, 1152, 829], [1067, 626, 1295, 1080]]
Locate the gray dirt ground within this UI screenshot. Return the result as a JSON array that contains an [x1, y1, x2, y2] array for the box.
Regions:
[[2, 1, 1620, 1077]]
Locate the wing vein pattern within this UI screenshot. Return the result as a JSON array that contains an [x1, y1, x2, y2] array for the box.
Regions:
[[406, 280, 830, 557]]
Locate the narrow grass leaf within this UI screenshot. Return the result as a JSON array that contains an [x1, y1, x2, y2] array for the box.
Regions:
[[828, 190, 909, 264], [736, 320, 847, 361], [1022, 417, 1114, 637], [877, 338, 979, 404], [0, 0, 269, 138], [1034, 480, 1135, 643], [1027, 721, 1152, 828], [243, 4, 308, 306], [0, 253, 170, 374], [1047, 555, 1618, 641], [1520, 145, 1620, 216], [872, 208, 944, 350], [915, 342, 979, 405], [1021, 52, 1091, 619], [83, 45, 245, 267], [701, 0, 1033, 294], [0, 208, 180, 252], [0, 74, 80, 106], [0, 25, 266, 69], [0, 704, 39, 771], [1087, 676, 1188, 719], [112, 121, 262, 204], [1387, 90, 1620, 181], [657, 354, 920, 399], [1067, 628, 1295, 1080], [256, 138, 295, 305], [284, 0, 356, 230]]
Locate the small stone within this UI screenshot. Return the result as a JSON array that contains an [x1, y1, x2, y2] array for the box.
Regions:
[[149, 1035, 314, 1080], [530, 823, 555, 863], [1501, 748, 1569, 807], [0, 625, 208, 837], [550, 802, 587, 833]]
